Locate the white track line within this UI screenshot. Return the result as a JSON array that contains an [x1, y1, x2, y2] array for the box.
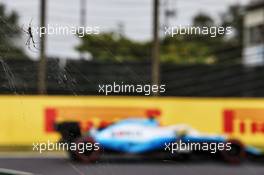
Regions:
[[68, 163, 86, 175], [0, 168, 34, 175]]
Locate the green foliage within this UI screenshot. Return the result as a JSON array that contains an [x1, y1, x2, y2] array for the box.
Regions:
[[0, 3, 28, 59], [221, 4, 244, 45], [76, 32, 151, 62], [76, 5, 244, 65], [193, 13, 215, 27], [217, 4, 244, 63], [160, 35, 215, 64]]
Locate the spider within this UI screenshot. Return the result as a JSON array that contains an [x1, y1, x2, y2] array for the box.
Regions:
[[22, 19, 39, 51]]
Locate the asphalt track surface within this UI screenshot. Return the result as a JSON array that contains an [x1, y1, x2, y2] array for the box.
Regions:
[[0, 155, 263, 175]]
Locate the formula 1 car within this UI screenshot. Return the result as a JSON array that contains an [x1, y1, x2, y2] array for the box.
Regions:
[[56, 118, 262, 164]]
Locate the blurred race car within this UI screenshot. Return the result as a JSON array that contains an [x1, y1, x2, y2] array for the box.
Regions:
[[56, 118, 262, 164]]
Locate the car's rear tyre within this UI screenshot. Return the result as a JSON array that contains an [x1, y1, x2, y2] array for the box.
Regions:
[[56, 122, 81, 143], [68, 150, 79, 161], [220, 139, 245, 164], [71, 136, 100, 163]]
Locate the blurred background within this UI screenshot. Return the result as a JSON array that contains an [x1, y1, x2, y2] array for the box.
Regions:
[[0, 0, 263, 174], [0, 0, 263, 96]]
